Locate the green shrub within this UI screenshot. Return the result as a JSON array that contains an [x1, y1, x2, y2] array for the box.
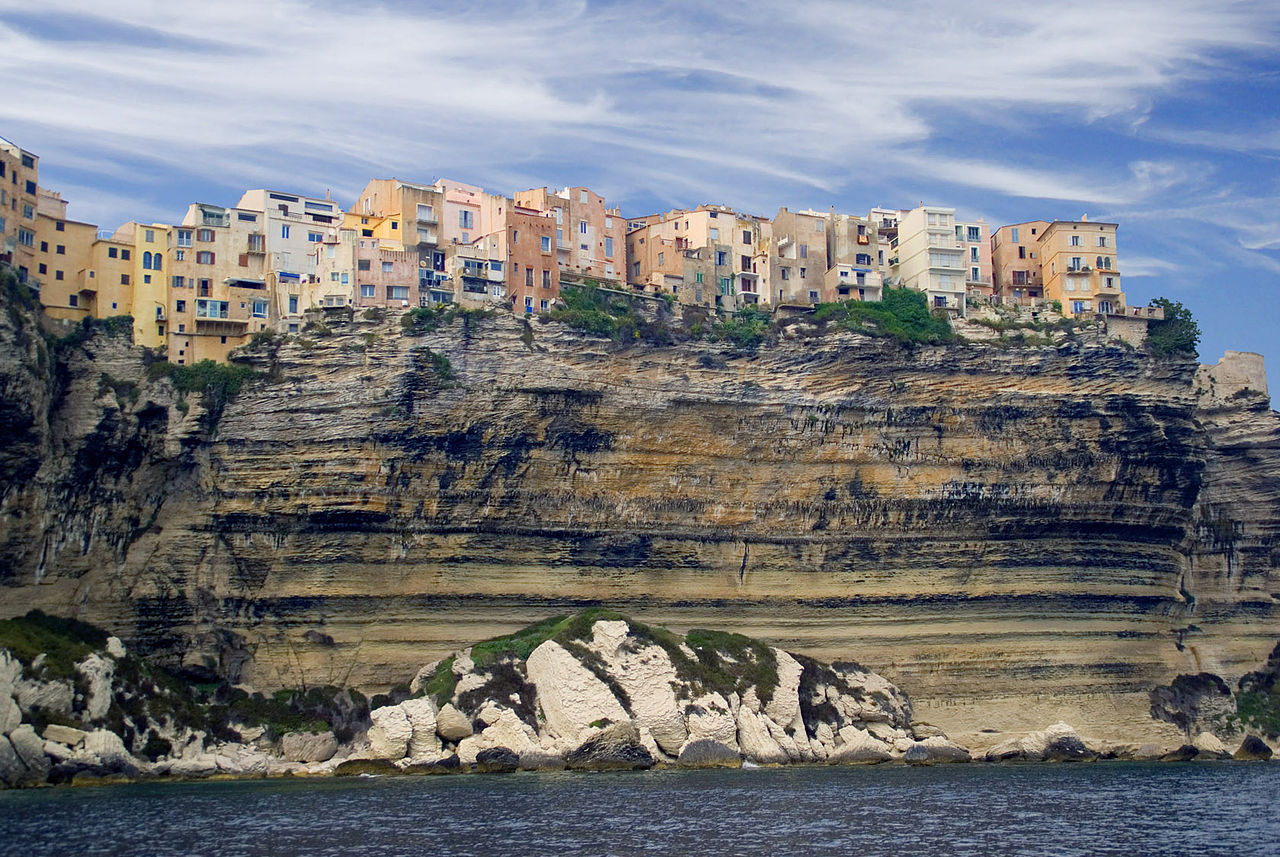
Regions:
[[712, 304, 772, 348], [0, 610, 108, 680], [148, 360, 260, 427], [814, 287, 954, 345], [542, 284, 675, 343], [1147, 297, 1200, 358]]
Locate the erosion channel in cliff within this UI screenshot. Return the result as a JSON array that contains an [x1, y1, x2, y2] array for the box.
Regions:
[[1, 288, 1278, 751]]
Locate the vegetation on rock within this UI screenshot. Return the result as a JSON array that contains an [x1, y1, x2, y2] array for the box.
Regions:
[[813, 287, 954, 345], [1147, 297, 1201, 358], [147, 359, 260, 427]]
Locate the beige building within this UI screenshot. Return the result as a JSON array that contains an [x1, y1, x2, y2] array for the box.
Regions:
[[956, 218, 992, 299], [513, 186, 626, 287], [505, 205, 559, 315], [990, 220, 1050, 302], [165, 203, 270, 364], [769, 208, 828, 305], [625, 205, 739, 308], [0, 136, 40, 286], [891, 204, 967, 315], [1039, 218, 1124, 317], [826, 212, 884, 302]]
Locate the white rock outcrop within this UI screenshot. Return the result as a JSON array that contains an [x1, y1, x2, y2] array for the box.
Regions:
[[366, 705, 413, 760], [526, 640, 628, 742]]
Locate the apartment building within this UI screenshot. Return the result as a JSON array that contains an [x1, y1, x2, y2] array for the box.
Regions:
[[513, 186, 626, 286], [32, 191, 96, 321], [445, 231, 505, 308], [990, 220, 1049, 302], [1039, 218, 1123, 317], [891, 204, 967, 316], [236, 189, 343, 333], [625, 205, 739, 308], [826, 212, 884, 302], [165, 203, 270, 364], [955, 218, 992, 298], [506, 205, 559, 314], [770, 208, 828, 305], [0, 136, 40, 285], [867, 207, 900, 281], [108, 221, 171, 348], [352, 178, 449, 308]]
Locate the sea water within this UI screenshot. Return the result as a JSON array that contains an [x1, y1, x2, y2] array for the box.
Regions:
[[0, 762, 1276, 856]]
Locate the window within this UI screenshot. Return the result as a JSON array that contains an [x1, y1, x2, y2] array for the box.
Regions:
[[742, 230, 751, 244], [55, 244, 65, 255], [1070, 256, 1083, 270], [1018, 246, 1027, 259], [174, 250, 185, 261], [695, 272, 704, 283], [360, 284, 375, 298], [176, 300, 186, 313], [197, 228, 214, 242], [799, 244, 808, 258], [289, 295, 298, 313], [108, 247, 118, 258], [55, 270, 63, 281], [121, 274, 130, 285], [341, 273, 349, 285], [489, 260, 503, 272], [542, 270, 550, 288], [1071, 301, 1087, 314], [809, 290, 819, 302], [121, 249, 130, 261], [55, 221, 64, 232], [281, 225, 290, 239], [541, 235, 551, 252], [382, 261, 393, 273], [579, 220, 587, 235], [970, 246, 979, 262], [391, 221, 398, 230], [1070, 235, 1081, 246], [20, 154, 33, 168], [387, 286, 409, 301], [357, 259, 371, 271], [459, 210, 474, 229], [143, 251, 153, 269], [1012, 270, 1027, 285], [237, 213, 257, 222], [177, 230, 192, 247], [196, 251, 214, 265], [1010, 227, 1019, 243], [361, 229, 373, 238], [524, 296, 533, 312], [971, 267, 980, 281], [22, 204, 34, 220], [416, 204, 434, 221], [69, 294, 77, 307], [604, 237, 613, 258], [25, 180, 36, 195], [172, 276, 185, 288], [144, 274, 151, 284], [252, 300, 268, 318], [17, 229, 33, 247], [308, 231, 322, 242], [658, 252, 664, 266], [719, 276, 731, 291], [855, 253, 871, 266], [715, 251, 727, 266], [540, 299, 549, 310], [800, 267, 807, 279], [38, 263, 46, 274], [195, 299, 229, 318], [780, 268, 790, 281], [1098, 236, 1108, 247], [525, 268, 534, 287]]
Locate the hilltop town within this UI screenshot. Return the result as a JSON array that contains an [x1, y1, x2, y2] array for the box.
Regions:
[[2, 134, 1164, 365]]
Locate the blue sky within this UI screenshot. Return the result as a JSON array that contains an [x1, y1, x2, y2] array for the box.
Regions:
[[2, 0, 1278, 395]]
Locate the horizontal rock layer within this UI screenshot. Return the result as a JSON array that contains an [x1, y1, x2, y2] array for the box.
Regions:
[[1, 297, 1278, 746]]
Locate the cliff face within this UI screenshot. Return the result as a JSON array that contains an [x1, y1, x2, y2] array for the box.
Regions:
[[1, 295, 1277, 748]]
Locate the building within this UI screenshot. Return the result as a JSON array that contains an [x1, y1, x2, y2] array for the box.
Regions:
[[990, 220, 1050, 303], [235, 189, 344, 333], [769, 208, 829, 305], [826, 212, 884, 302], [31, 191, 97, 321], [351, 178, 449, 309], [0, 137, 40, 286], [890, 204, 967, 316], [165, 203, 270, 364], [505, 204, 559, 314], [1038, 218, 1124, 317], [513, 186, 626, 286], [113, 221, 171, 347], [955, 217, 992, 299], [624, 205, 739, 308]]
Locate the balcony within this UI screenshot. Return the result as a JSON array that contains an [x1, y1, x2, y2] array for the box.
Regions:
[[416, 212, 439, 225], [247, 235, 266, 254]]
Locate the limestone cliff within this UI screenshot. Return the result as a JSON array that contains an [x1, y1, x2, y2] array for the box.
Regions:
[[1, 289, 1277, 749]]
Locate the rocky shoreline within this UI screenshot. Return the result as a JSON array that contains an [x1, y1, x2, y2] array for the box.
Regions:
[[0, 610, 1275, 789]]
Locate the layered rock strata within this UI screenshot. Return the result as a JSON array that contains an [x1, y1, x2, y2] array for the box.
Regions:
[[1, 293, 1278, 747]]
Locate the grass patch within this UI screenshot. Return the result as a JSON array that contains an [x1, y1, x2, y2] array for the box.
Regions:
[[814, 287, 954, 345], [147, 359, 261, 428], [401, 304, 492, 336], [711, 305, 772, 348], [0, 610, 108, 680], [541, 284, 676, 343], [420, 656, 457, 705]]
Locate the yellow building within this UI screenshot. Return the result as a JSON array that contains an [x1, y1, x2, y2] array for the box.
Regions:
[[33, 191, 96, 321], [0, 136, 40, 285], [112, 222, 172, 347], [1038, 219, 1124, 317]]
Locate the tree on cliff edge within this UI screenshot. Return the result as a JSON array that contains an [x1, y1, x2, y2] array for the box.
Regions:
[[1147, 297, 1200, 358]]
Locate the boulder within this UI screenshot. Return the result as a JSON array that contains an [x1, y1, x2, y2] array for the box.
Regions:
[[403, 754, 462, 775], [1234, 735, 1274, 761], [8, 724, 50, 782], [735, 708, 788, 765], [676, 739, 741, 768], [763, 650, 804, 735], [435, 704, 473, 742], [826, 728, 892, 765], [587, 621, 688, 756], [518, 750, 566, 771], [83, 729, 132, 765], [0, 651, 20, 691], [334, 758, 401, 776], [105, 637, 127, 659], [526, 640, 629, 742], [1042, 723, 1095, 762], [1160, 744, 1200, 762], [1192, 732, 1230, 760], [76, 653, 115, 721], [911, 722, 948, 740], [366, 705, 413, 760], [906, 736, 971, 765], [42, 724, 87, 747], [0, 735, 27, 786], [280, 731, 339, 763], [684, 693, 739, 750], [14, 677, 73, 717], [566, 722, 654, 771], [167, 753, 219, 778], [215, 744, 270, 776], [43, 739, 76, 762], [474, 746, 520, 773], [0, 694, 20, 735], [401, 698, 441, 759]]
